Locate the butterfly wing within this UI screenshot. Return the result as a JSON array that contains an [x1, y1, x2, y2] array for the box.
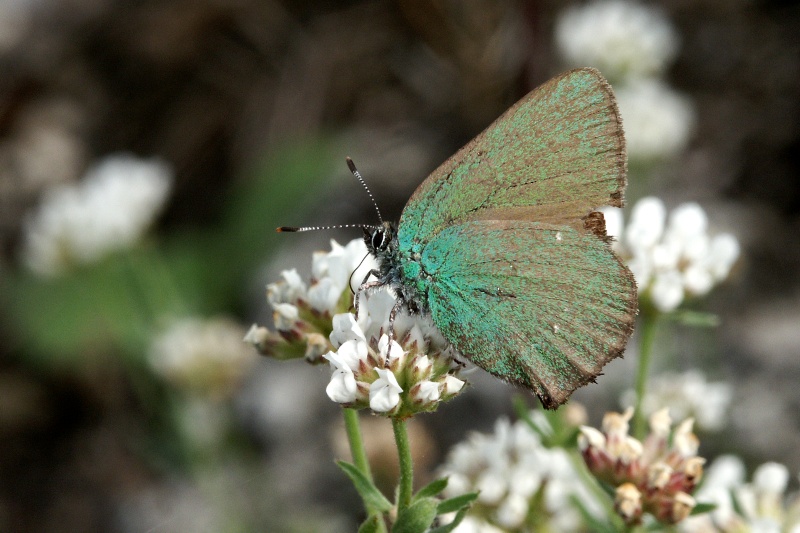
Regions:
[[397, 68, 626, 253], [421, 219, 637, 408]]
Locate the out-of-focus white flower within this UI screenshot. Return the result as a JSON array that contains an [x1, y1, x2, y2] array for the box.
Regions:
[[616, 79, 695, 160], [21, 153, 172, 276], [440, 413, 601, 531], [555, 0, 678, 82], [682, 457, 800, 533], [621, 370, 733, 432], [601, 197, 740, 312], [149, 316, 253, 399]]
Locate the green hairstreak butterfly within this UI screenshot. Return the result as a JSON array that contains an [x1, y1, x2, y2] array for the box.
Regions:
[[281, 68, 637, 409]]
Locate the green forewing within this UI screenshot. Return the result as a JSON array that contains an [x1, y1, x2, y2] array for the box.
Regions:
[[422, 220, 636, 408], [396, 68, 636, 408], [398, 68, 626, 252]]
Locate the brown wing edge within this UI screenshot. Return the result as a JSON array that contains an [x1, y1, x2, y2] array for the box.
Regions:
[[568, 67, 628, 210], [537, 258, 638, 410]]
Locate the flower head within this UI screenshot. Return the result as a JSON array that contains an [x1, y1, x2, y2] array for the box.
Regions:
[[601, 197, 740, 313], [439, 410, 602, 531], [579, 408, 705, 526], [251, 238, 465, 417], [321, 309, 464, 417], [555, 0, 679, 82], [21, 153, 172, 276], [149, 316, 254, 399]]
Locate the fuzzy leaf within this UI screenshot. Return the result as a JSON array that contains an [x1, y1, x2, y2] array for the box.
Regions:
[[392, 497, 438, 533], [336, 461, 393, 513], [436, 492, 479, 515], [414, 477, 449, 501]]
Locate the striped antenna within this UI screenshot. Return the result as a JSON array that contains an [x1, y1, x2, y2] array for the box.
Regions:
[[277, 224, 378, 233], [276, 157, 384, 233], [346, 157, 383, 224]]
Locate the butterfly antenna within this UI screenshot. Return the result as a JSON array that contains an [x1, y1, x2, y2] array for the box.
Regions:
[[346, 157, 383, 224], [276, 224, 377, 233]]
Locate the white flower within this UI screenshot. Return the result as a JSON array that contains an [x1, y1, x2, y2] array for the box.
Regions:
[[621, 371, 733, 432], [312, 238, 377, 294], [615, 79, 695, 160], [378, 334, 405, 364], [753, 463, 790, 495], [21, 153, 172, 276], [273, 303, 299, 331], [442, 375, 465, 396], [267, 269, 307, 306], [412, 380, 440, 403], [148, 316, 252, 398], [329, 313, 367, 348], [369, 369, 402, 412], [334, 339, 368, 371], [555, 0, 679, 82], [682, 456, 800, 533], [323, 351, 358, 403], [602, 197, 740, 312]]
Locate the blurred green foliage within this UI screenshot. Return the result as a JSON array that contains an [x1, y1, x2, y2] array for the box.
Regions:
[[0, 139, 338, 369]]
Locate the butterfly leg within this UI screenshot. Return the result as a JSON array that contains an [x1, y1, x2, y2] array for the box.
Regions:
[[385, 298, 404, 356], [354, 269, 382, 319]]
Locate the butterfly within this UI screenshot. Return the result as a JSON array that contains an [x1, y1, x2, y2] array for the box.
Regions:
[[282, 68, 638, 409]]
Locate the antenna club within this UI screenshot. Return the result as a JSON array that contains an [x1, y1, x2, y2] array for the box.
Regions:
[[346, 157, 356, 172], [277, 226, 299, 232]]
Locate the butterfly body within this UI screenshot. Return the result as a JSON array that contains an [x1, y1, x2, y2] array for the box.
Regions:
[[360, 68, 637, 409]]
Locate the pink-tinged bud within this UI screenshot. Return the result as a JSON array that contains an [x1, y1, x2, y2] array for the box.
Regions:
[[647, 462, 673, 490], [615, 483, 643, 525], [653, 491, 696, 524]]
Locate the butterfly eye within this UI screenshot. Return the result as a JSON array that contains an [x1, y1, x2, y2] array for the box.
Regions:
[[371, 228, 387, 251]]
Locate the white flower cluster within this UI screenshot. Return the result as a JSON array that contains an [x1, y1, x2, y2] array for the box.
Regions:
[[602, 197, 740, 313], [682, 456, 800, 532], [621, 370, 733, 432], [555, 1, 694, 161], [268, 238, 378, 329], [323, 306, 464, 415], [21, 153, 172, 277], [555, 1, 678, 82], [439, 413, 601, 532], [249, 238, 466, 416], [149, 316, 254, 399]]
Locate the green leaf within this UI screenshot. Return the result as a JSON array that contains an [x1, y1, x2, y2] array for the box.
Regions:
[[413, 477, 449, 501], [358, 514, 383, 533], [428, 507, 469, 533], [691, 502, 717, 515], [392, 497, 438, 533], [336, 461, 393, 513], [436, 492, 479, 515]]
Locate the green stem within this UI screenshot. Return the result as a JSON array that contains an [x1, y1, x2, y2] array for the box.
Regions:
[[393, 418, 414, 511], [633, 312, 659, 438], [343, 408, 372, 480]]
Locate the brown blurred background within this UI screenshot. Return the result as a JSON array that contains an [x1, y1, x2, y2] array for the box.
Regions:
[[1, 1, 799, 531]]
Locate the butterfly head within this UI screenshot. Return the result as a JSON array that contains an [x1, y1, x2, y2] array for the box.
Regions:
[[364, 221, 397, 257]]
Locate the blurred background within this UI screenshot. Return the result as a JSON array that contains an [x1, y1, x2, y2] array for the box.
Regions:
[[1, 0, 799, 531]]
